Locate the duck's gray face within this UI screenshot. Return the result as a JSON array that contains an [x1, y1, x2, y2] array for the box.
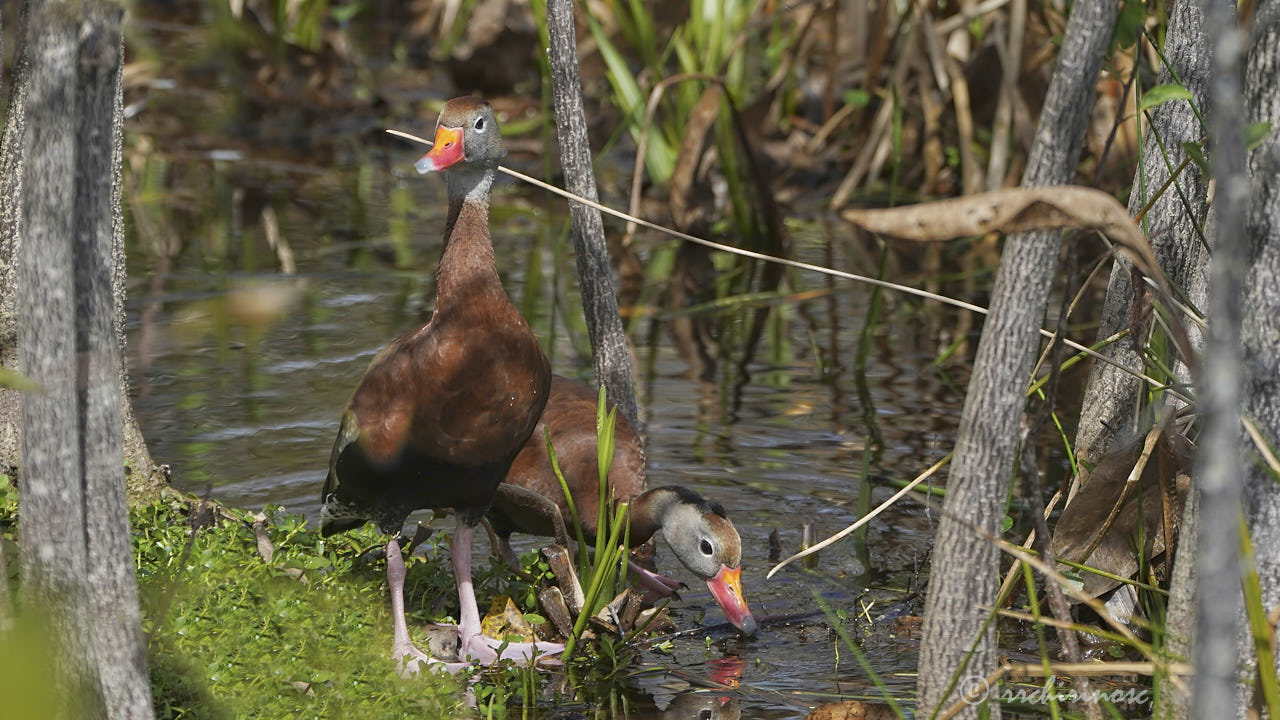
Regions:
[[414, 96, 504, 174], [663, 505, 758, 636]]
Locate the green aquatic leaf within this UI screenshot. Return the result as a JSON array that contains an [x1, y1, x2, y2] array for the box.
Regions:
[[843, 89, 871, 110], [1246, 122, 1273, 151], [1139, 84, 1193, 112], [1181, 142, 1208, 174]]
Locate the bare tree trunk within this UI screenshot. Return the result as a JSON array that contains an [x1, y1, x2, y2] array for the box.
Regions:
[[1236, 0, 1280, 710], [1073, 0, 1214, 477], [18, 7, 93, 710], [1160, 484, 1199, 719], [915, 0, 1117, 716], [76, 6, 154, 716], [17, 5, 154, 717], [1064, 3, 1214, 716], [0, 0, 13, 636], [103, 5, 166, 503], [0, 0, 46, 475], [0, 0, 166, 503], [1190, 0, 1250, 713], [544, 0, 640, 429]]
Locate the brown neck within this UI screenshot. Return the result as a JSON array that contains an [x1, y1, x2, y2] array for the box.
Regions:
[[435, 195, 501, 315], [627, 488, 678, 546]]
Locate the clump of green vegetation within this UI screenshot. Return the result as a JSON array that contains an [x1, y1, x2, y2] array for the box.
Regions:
[[134, 499, 471, 718], [2, 463, 668, 717], [2, 488, 574, 719]]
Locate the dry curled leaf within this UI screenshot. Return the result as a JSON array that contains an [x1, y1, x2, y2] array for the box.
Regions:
[[540, 544, 585, 613], [290, 680, 315, 698], [841, 186, 1195, 369], [251, 514, 274, 563], [480, 596, 537, 643], [670, 84, 723, 232], [840, 186, 1160, 282], [537, 586, 574, 639]]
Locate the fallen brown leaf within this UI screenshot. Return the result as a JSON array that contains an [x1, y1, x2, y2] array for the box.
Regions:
[[1051, 424, 1195, 599], [480, 596, 537, 643]]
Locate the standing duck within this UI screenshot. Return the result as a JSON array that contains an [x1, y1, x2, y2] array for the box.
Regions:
[[487, 375, 758, 635], [321, 97, 560, 673]]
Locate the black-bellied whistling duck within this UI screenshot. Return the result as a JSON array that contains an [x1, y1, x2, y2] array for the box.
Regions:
[[487, 375, 759, 635], [321, 97, 561, 674]]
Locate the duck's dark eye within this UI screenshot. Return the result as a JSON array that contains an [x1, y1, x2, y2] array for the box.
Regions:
[[474, 116, 485, 131], [700, 539, 714, 556], [698, 711, 713, 720]]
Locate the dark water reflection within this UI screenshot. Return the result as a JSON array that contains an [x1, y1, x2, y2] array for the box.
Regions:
[[121, 15, 973, 719]]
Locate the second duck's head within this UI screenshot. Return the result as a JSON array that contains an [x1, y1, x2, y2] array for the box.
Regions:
[[651, 486, 759, 636], [414, 96, 506, 175]]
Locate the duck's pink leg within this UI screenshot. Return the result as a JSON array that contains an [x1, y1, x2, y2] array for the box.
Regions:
[[452, 518, 564, 666], [386, 536, 468, 676]]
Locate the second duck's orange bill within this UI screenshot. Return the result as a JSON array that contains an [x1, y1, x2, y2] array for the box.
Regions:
[[706, 564, 758, 636]]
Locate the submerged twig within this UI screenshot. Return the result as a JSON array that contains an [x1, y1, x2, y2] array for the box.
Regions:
[[766, 453, 952, 578]]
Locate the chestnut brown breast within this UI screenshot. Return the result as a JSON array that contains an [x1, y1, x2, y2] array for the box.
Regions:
[[322, 184, 550, 533]]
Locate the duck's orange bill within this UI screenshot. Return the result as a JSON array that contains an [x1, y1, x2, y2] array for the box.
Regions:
[[414, 125, 465, 174], [706, 564, 758, 636]]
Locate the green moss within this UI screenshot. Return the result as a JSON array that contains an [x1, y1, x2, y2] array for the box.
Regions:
[[133, 500, 470, 718], [0, 492, 571, 718]]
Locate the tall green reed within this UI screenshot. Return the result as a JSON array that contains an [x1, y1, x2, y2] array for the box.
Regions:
[[543, 386, 633, 659]]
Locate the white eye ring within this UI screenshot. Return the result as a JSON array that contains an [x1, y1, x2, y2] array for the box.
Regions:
[[700, 538, 714, 556], [474, 116, 486, 132]]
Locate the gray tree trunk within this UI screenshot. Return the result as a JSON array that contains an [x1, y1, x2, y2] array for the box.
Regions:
[[1072, 0, 1213, 476], [76, 7, 154, 716], [1160, 484, 1199, 719], [1236, 0, 1280, 710], [16, 5, 154, 717], [0, 0, 46, 476], [18, 6, 93, 708], [915, 0, 1117, 716], [1064, 3, 1213, 716], [0, 0, 5, 626], [0, 0, 165, 502], [544, 0, 640, 429], [1191, 0, 1250, 712]]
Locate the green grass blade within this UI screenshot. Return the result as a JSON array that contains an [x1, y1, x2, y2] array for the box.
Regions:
[[625, 0, 658, 68], [586, 14, 675, 182], [1240, 511, 1280, 716], [546, 427, 590, 569]]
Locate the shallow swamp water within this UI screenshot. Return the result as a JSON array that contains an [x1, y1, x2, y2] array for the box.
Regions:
[[114, 7, 1008, 718]]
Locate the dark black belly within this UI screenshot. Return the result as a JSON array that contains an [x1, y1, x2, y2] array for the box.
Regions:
[[334, 442, 516, 533]]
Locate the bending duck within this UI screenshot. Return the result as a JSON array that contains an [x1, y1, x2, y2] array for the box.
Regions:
[[488, 375, 758, 635]]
